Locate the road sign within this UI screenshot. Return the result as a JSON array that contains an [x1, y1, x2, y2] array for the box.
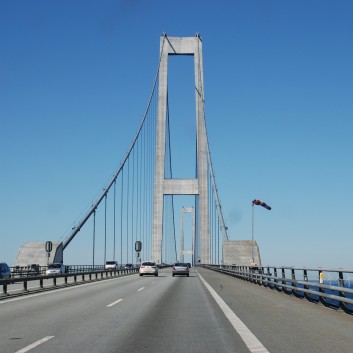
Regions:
[[135, 241, 142, 252], [45, 241, 53, 253]]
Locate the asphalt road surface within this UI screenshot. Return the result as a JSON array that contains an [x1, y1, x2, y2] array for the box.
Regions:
[[1, 267, 352, 353]]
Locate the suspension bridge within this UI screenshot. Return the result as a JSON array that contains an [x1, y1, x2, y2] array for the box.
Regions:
[[14, 34, 258, 269], [2, 35, 353, 353]]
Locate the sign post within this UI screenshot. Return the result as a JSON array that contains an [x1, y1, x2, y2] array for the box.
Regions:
[[135, 241, 142, 266], [45, 241, 53, 266]]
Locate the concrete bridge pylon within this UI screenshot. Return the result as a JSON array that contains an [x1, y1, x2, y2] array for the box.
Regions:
[[152, 35, 210, 264]]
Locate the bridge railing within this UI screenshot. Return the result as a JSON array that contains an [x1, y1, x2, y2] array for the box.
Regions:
[[203, 264, 353, 315], [1, 267, 138, 298]]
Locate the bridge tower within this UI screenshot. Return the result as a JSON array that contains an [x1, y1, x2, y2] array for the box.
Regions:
[[152, 35, 210, 264]]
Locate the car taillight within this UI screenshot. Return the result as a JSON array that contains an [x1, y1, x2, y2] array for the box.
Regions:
[[152, 266, 156, 268], [186, 267, 189, 271], [140, 266, 145, 268], [173, 266, 175, 270]]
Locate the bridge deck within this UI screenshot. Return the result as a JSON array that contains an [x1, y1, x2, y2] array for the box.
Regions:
[[1, 267, 352, 353]]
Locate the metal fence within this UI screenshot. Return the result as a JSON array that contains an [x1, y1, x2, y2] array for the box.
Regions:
[[1, 267, 139, 298], [203, 264, 353, 315]]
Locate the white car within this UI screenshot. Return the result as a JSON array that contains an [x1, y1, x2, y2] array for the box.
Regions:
[[139, 262, 158, 276], [105, 261, 118, 271], [46, 263, 65, 275]]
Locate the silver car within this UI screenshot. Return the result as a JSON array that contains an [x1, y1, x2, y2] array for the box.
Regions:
[[46, 263, 65, 275], [139, 262, 158, 276], [172, 263, 190, 277]]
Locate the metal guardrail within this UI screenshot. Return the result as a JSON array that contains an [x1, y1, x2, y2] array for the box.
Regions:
[[1, 267, 139, 298], [203, 264, 353, 315]]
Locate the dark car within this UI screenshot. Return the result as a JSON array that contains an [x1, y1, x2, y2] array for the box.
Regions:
[[28, 264, 40, 276], [172, 263, 190, 277], [0, 262, 11, 279]]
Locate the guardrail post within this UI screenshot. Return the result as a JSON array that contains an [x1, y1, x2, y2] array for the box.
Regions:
[[338, 271, 348, 312], [3, 283, 8, 295], [40, 278, 43, 289], [23, 280, 28, 292], [273, 268, 280, 291]]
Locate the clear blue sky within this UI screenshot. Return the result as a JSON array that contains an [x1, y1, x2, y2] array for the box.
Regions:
[[1, 1, 352, 269]]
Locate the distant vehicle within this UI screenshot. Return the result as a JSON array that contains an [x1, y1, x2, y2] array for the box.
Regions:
[[105, 261, 118, 271], [124, 264, 134, 270], [0, 262, 11, 279], [139, 262, 158, 276], [46, 263, 65, 275], [172, 263, 189, 277], [28, 264, 40, 276]]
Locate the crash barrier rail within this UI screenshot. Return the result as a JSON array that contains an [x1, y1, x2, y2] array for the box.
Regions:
[[202, 264, 353, 315], [1, 267, 139, 298], [10, 264, 131, 277]]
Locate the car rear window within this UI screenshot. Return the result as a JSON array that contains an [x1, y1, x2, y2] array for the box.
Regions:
[[142, 262, 155, 266]]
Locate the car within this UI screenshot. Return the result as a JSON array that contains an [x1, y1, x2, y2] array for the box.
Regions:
[[27, 264, 40, 276], [124, 263, 134, 270], [46, 263, 65, 275], [172, 263, 190, 277], [139, 261, 158, 276], [105, 261, 118, 271], [0, 262, 11, 279]]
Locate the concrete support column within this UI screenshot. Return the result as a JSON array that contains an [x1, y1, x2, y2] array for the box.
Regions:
[[152, 35, 209, 264]]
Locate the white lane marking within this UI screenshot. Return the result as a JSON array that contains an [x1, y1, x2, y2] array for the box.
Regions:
[[137, 287, 145, 292], [107, 298, 123, 307], [0, 275, 133, 305], [15, 336, 54, 353], [197, 272, 270, 353]]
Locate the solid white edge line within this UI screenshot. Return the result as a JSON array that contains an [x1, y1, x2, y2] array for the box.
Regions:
[[197, 271, 270, 353], [107, 298, 123, 307], [15, 336, 54, 353], [137, 287, 145, 291]]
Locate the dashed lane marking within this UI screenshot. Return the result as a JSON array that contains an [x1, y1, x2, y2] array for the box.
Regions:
[[15, 336, 54, 353], [107, 298, 124, 307]]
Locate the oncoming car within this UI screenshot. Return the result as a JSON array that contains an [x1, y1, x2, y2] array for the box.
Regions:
[[46, 263, 65, 275], [0, 262, 11, 279], [139, 262, 158, 276], [172, 263, 190, 277], [105, 261, 118, 271]]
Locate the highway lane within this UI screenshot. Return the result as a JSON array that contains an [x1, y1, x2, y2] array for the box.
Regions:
[[0, 268, 250, 353], [197, 267, 353, 353], [1, 267, 353, 353]]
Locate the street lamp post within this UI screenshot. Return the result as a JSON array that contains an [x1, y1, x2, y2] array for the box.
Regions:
[[251, 199, 272, 267]]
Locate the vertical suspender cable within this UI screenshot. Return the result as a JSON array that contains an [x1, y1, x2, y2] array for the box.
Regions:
[[131, 149, 135, 263], [113, 180, 116, 261], [93, 209, 96, 268], [120, 169, 124, 266], [104, 194, 107, 264], [126, 158, 130, 263]]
